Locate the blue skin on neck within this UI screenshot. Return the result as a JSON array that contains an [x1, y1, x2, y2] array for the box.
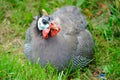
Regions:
[[37, 16, 52, 30]]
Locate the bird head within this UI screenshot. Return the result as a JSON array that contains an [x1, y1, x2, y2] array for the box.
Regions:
[[37, 16, 60, 39]]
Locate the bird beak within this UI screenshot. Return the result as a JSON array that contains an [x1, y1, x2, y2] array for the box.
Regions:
[[49, 22, 60, 31], [49, 22, 60, 37], [51, 27, 59, 31]]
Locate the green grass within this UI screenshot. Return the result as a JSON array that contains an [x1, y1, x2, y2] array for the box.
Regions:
[[0, 0, 120, 80]]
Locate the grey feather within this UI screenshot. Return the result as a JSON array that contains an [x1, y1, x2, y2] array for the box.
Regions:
[[24, 6, 94, 71]]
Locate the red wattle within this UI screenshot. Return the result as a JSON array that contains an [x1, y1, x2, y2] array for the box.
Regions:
[[42, 29, 50, 39], [50, 27, 60, 37]]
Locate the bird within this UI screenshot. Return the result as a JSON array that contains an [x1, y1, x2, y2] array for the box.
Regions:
[[24, 6, 94, 71]]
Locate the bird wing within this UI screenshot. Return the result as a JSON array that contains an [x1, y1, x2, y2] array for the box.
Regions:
[[75, 29, 94, 58], [51, 6, 94, 69]]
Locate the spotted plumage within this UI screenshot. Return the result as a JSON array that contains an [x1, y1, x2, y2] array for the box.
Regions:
[[24, 6, 94, 71]]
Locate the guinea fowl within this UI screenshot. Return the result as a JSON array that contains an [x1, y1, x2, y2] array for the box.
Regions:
[[24, 6, 94, 71]]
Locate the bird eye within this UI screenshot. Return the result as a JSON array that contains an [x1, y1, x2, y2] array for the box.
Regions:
[[42, 19, 48, 25]]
